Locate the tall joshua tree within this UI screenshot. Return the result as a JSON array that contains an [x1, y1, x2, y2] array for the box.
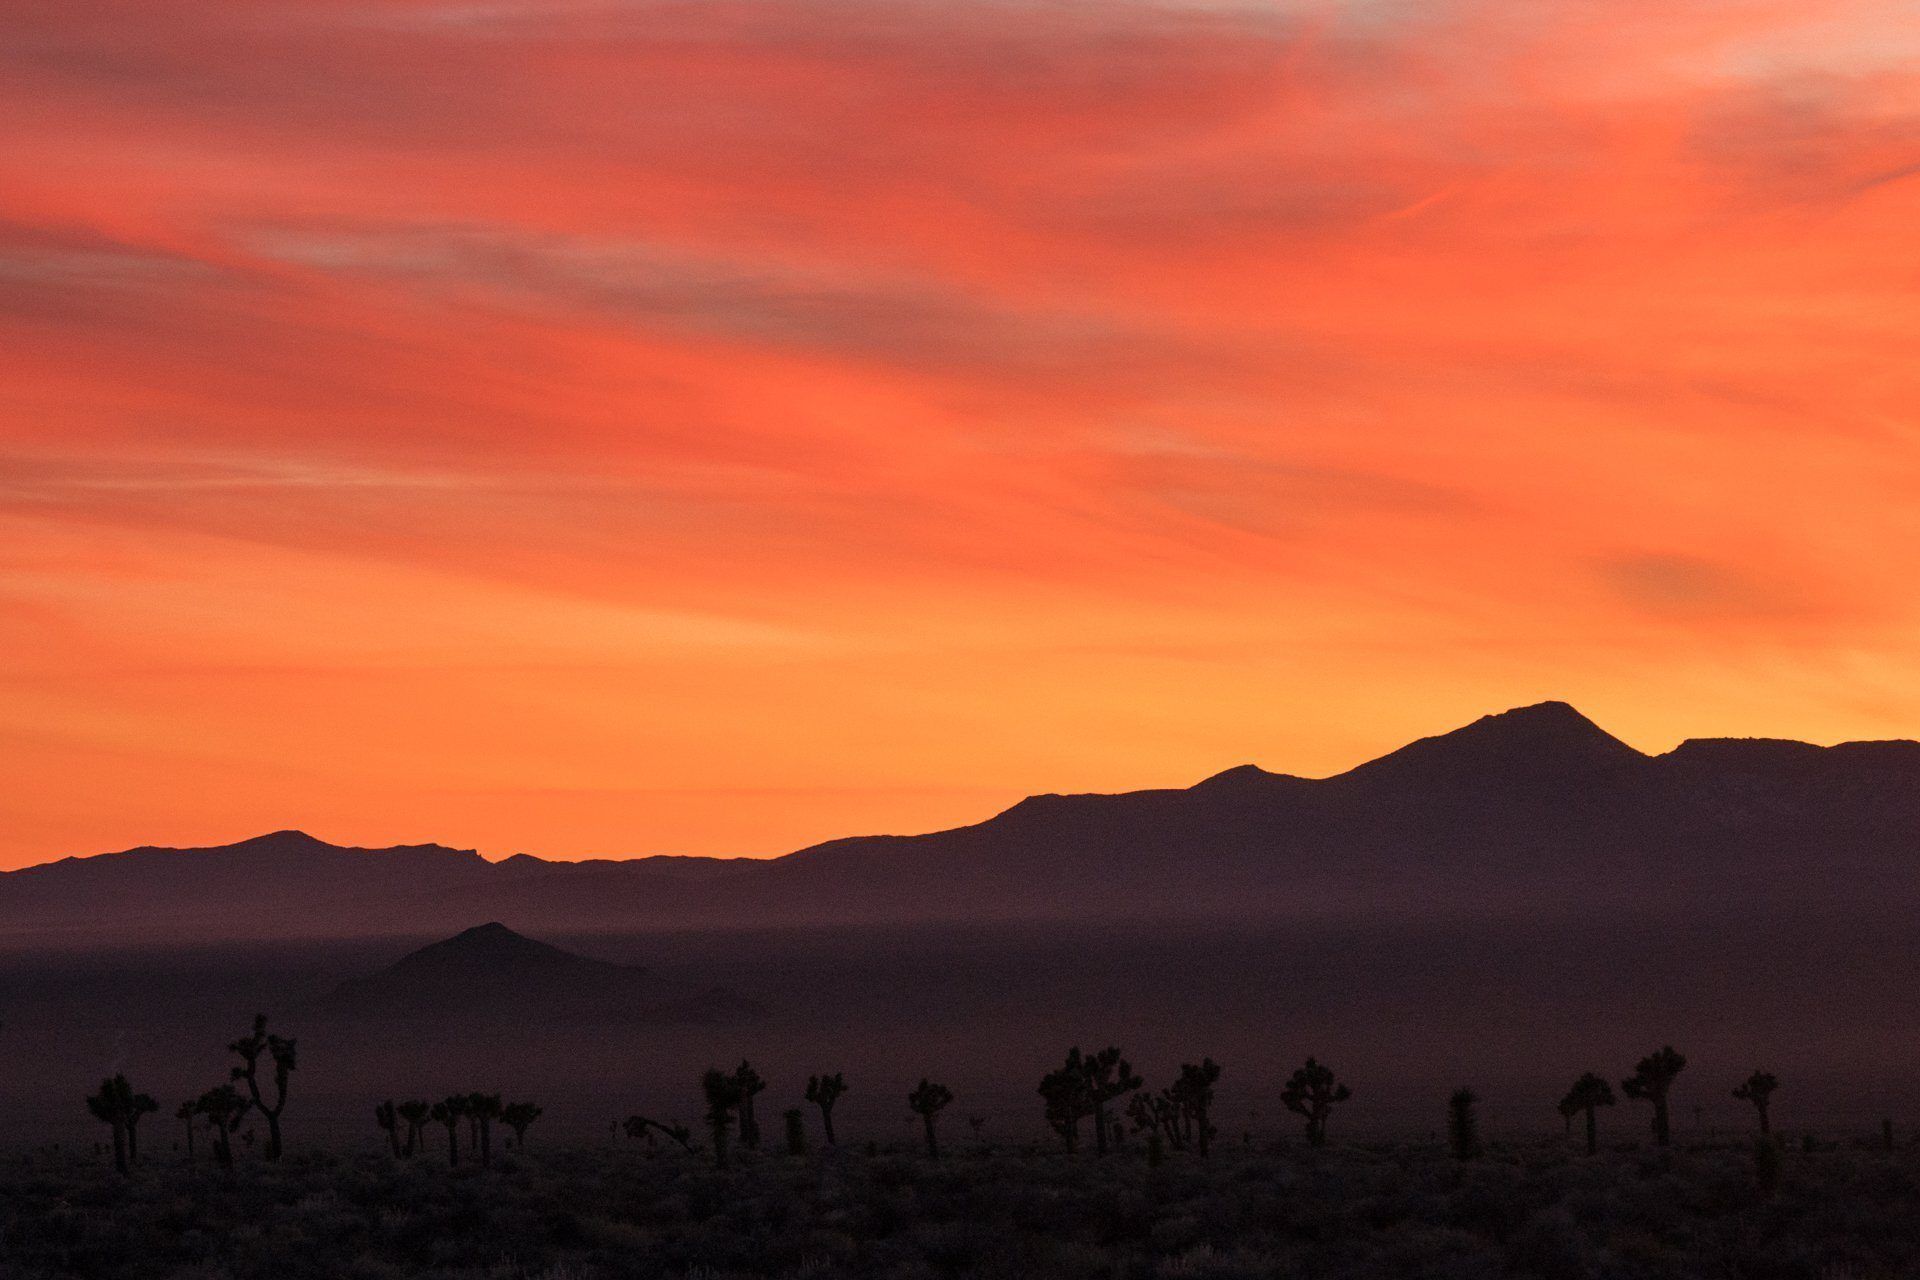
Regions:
[[1560, 1072, 1616, 1155], [1280, 1058, 1351, 1148], [1172, 1058, 1222, 1159], [731, 1061, 766, 1150], [502, 1102, 543, 1148], [907, 1078, 953, 1160], [1039, 1049, 1094, 1153], [195, 1084, 251, 1169], [126, 1090, 158, 1165], [467, 1093, 503, 1168], [1733, 1070, 1779, 1137], [85, 1075, 137, 1175], [228, 1014, 296, 1160], [1076, 1046, 1142, 1156], [702, 1067, 746, 1168], [431, 1095, 469, 1167], [177, 1100, 199, 1161], [1621, 1046, 1687, 1148], [397, 1100, 431, 1157], [805, 1072, 848, 1146], [375, 1101, 402, 1157]]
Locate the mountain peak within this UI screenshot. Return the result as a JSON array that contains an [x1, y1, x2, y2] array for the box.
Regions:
[[1336, 701, 1644, 787]]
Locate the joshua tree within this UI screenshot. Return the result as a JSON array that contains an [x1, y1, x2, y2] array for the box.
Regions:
[[195, 1084, 251, 1169], [397, 1100, 431, 1157], [1128, 1090, 1184, 1151], [176, 1100, 198, 1161], [784, 1107, 807, 1156], [1280, 1058, 1351, 1148], [467, 1093, 503, 1168], [1077, 1046, 1142, 1155], [907, 1078, 953, 1159], [805, 1072, 848, 1146], [1448, 1088, 1480, 1161], [1039, 1050, 1095, 1153], [228, 1014, 296, 1160], [125, 1090, 157, 1165], [375, 1101, 402, 1157], [731, 1061, 766, 1150], [1621, 1046, 1687, 1148], [1560, 1072, 1616, 1155], [501, 1102, 543, 1148], [702, 1067, 746, 1168], [1172, 1058, 1222, 1159], [624, 1114, 695, 1152], [1732, 1070, 1779, 1137], [431, 1095, 469, 1167], [85, 1075, 137, 1175]]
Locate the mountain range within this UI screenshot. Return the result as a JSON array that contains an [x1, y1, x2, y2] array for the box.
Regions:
[[7, 701, 1920, 945]]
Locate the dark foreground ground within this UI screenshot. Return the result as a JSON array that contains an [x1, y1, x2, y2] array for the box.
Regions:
[[3, 1136, 1916, 1280]]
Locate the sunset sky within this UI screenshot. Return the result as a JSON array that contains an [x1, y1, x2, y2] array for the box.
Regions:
[[3, 0, 1919, 868]]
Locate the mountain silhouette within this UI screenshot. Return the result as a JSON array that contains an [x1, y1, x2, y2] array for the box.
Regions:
[[9, 701, 1920, 942], [307, 922, 764, 1024]]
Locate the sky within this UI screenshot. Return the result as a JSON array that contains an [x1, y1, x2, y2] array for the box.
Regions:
[[2, 0, 1918, 868]]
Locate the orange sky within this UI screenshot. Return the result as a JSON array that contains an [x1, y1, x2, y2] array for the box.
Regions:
[[3, 0, 1919, 868]]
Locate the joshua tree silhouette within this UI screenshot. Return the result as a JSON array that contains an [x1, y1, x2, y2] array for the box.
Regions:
[[1280, 1058, 1351, 1148], [1173, 1058, 1222, 1159], [907, 1078, 953, 1160], [1448, 1088, 1480, 1161], [502, 1102, 543, 1148], [805, 1072, 848, 1146], [125, 1089, 157, 1165], [1039, 1049, 1094, 1153], [194, 1084, 250, 1170], [1621, 1046, 1687, 1148], [176, 1100, 198, 1161], [702, 1067, 746, 1168], [1732, 1070, 1779, 1137], [1560, 1072, 1616, 1155], [731, 1061, 766, 1150], [375, 1101, 402, 1156], [85, 1075, 137, 1175], [397, 1100, 431, 1157], [1076, 1047, 1142, 1156], [467, 1092, 503, 1168], [431, 1095, 469, 1168], [228, 1014, 296, 1160], [783, 1107, 806, 1156]]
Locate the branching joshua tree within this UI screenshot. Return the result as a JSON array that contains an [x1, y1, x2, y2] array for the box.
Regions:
[[467, 1093, 503, 1168], [126, 1090, 157, 1165], [228, 1014, 296, 1160], [1128, 1090, 1184, 1151], [1448, 1088, 1480, 1161], [1561, 1072, 1616, 1156], [907, 1078, 953, 1160], [806, 1072, 848, 1146], [732, 1061, 766, 1151], [1621, 1046, 1687, 1148], [1039, 1050, 1095, 1153], [702, 1067, 746, 1168], [1280, 1058, 1351, 1148], [375, 1101, 402, 1157], [195, 1084, 251, 1170], [1075, 1047, 1142, 1156], [397, 1100, 431, 1157], [85, 1075, 137, 1175], [1733, 1070, 1779, 1137], [624, 1114, 695, 1152], [431, 1095, 469, 1168], [177, 1100, 198, 1161], [502, 1102, 542, 1148], [1172, 1058, 1222, 1159]]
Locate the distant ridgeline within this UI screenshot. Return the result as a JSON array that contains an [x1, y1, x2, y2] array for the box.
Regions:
[[8, 701, 1920, 943]]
